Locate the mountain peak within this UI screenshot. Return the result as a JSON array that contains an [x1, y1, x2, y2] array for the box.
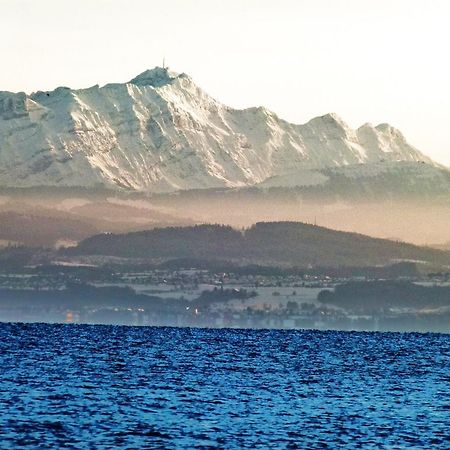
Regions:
[[128, 67, 182, 87], [375, 123, 408, 141], [308, 112, 348, 127], [0, 68, 441, 192], [376, 123, 398, 133]]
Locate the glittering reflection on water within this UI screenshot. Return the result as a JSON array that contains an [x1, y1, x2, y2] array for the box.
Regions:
[[0, 323, 448, 449]]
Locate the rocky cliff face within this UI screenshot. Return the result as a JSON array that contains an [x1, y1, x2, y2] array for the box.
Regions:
[[0, 67, 438, 192]]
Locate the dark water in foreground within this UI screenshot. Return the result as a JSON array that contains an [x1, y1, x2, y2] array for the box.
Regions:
[[0, 324, 448, 449]]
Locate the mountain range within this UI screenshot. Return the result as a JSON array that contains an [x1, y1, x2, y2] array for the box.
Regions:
[[1, 67, 449, 248], [0, 66, 445, 193]]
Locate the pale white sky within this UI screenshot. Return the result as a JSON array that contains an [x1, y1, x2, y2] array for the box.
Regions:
[[1, 0, 449, 165]]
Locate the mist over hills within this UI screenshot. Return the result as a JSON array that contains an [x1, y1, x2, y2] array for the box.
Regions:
[[0, 211, 97, 247]]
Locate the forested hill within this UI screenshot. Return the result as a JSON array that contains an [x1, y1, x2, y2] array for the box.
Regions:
[[67, 222, 450, 268]]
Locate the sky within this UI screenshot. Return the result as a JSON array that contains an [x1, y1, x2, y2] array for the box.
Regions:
[[0, 0, 449, 166]]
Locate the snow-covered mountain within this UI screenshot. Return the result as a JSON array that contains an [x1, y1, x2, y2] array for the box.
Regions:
[[0, 67, 441, 192]]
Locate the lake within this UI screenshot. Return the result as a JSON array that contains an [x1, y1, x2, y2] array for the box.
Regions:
[[0, 323, 448, 448]]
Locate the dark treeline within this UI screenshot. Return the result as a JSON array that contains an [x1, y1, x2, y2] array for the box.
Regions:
[[67, 222, 450, 268], [0, 246, 421, 279], [318, 280, 450, 311], [160, 259, 420, 279], [0, 283, 254, 312], [0, 246, 51, 271], [0, 284, 169, 311]]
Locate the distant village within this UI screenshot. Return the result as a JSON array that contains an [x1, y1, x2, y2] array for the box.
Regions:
[[0, 265, 448, 333]]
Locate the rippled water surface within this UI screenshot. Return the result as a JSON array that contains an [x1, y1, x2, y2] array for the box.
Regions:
[[0, 323, 448, 449]]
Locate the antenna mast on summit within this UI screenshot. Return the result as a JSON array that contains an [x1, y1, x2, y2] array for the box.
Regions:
[[163, 57, 166, 69]]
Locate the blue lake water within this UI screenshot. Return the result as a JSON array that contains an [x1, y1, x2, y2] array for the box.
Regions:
[[0, 323, 448, 449]]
